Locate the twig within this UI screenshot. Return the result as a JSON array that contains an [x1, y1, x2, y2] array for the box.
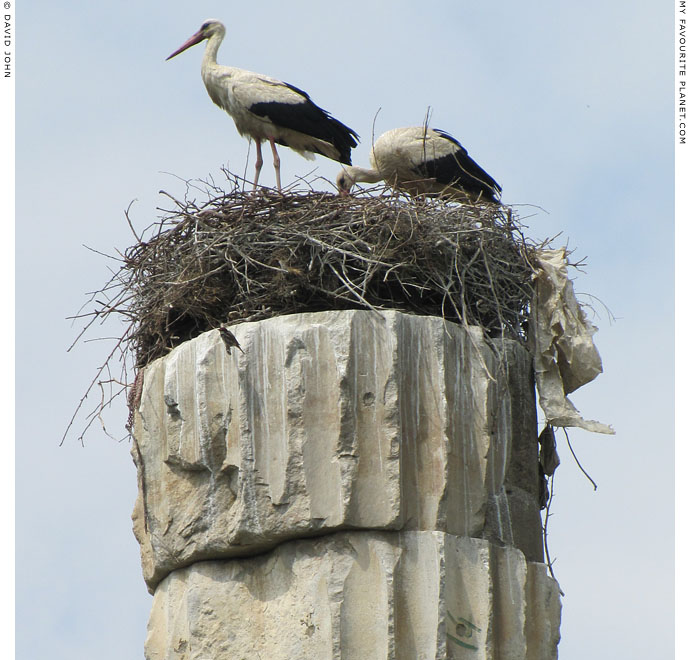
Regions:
[[542, 470, 566, 596], [564, 428, 598, 491]]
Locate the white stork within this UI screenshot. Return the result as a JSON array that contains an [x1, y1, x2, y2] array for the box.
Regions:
[[336, 126, 501, 203], [167, 19, 359, 191]]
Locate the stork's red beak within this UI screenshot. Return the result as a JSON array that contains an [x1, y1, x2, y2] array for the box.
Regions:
[[166, 30, 206, 60]]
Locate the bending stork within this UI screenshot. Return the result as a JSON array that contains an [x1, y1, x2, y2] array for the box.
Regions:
[[167, 19, 359, 191], [336, 126, 501, 203]]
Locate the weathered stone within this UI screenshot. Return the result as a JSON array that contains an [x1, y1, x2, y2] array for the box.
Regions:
[[144, 531, 561, 660], [132, 310, 543, 591]]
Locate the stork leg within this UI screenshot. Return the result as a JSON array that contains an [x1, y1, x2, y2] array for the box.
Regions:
[[253, 139, 263, 190], [268, 137, 282, 191]]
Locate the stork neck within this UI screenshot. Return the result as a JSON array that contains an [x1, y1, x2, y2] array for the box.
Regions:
[[202, 30, 224, 67], [349, 166, 384, 184]]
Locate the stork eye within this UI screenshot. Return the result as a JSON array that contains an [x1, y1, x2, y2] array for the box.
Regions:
[[201, 22, 211, 30]]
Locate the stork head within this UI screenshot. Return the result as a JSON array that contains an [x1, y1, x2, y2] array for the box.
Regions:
[[335, 167, 356, 195], [166, 19, 226, 60]]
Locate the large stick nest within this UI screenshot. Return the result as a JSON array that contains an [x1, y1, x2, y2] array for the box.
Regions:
[[118, 179, 538, 367], [66, 175, 544, 442]]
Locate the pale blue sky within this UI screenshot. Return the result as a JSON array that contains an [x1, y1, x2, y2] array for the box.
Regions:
[[15, 1, 674, 657]]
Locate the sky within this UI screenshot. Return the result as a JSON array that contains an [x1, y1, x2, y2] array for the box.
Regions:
[[12, 1, 678, 658]]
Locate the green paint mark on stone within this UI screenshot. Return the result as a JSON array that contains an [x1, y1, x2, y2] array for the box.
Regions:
[[447, 632, 479, 650]]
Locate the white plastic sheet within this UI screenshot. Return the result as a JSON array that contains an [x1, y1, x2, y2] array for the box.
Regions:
[[530, 248, 615, 434]]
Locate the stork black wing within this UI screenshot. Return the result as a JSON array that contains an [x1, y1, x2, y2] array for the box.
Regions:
[[413, 129, 502, 201], [248, 81, 359, 164]]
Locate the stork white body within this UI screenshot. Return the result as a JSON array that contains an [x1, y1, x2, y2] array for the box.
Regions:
[[337, 126, 501, 203], [167, 20, 359, 190]]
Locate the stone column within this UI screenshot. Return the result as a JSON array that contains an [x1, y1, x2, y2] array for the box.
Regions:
[[131, 310, 561, 659]]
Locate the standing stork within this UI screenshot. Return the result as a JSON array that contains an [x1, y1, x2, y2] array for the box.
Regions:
[[167, 19, 359, 191], [336, 126, 501, 203]]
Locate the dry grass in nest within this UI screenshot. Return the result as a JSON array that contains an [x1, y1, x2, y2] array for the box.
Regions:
[[66, 173, 542, 442]]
